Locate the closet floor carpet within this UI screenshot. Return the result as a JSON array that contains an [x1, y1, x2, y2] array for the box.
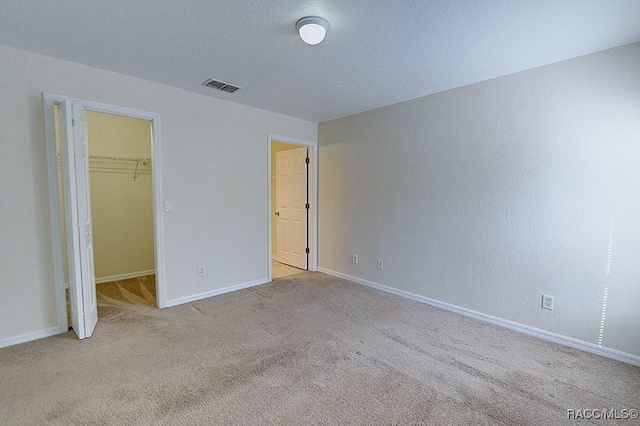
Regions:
[[97, 274, 157, 318], [2, 271, 638, 425], [66, 275, 156, 327]]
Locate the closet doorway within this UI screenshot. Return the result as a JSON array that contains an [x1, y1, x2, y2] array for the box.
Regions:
[[44, 94, 166, 340]]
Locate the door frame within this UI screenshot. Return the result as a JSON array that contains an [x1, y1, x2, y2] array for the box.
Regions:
[[43, 93, 167, 336], [267, 134, 318, 281]]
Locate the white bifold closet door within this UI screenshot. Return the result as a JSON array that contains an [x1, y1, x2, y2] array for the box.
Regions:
[[59, 99, 98, 339]]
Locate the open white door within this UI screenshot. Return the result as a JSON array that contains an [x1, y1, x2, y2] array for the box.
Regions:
[[276, 147, 308, 269], [59, 99, 98, 339]]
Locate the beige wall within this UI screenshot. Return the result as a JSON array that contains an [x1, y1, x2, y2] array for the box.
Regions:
[[0, 44, 316, 345], [87, 111, 154, 280], [271, 141, 303, 257], [319, 42, 640, 359]]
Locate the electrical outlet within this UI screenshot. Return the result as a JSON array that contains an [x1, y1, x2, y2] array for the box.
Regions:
[[377, 259, 384, 270], [352, 254, 359, 264], [542, 295, 554, 310], [164, 201, 173, 212], [198, 265, 206, 276]]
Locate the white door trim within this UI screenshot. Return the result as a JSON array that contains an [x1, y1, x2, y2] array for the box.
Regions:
[[267, 134, 318, 282], [43, 92, 167, 337]]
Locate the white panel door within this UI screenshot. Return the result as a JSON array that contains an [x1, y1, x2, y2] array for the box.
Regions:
[[276, 147, 308, 269], [59, 99, 98, 339]]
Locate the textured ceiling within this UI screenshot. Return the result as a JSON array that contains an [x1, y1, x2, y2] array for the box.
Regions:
[[1, 1, 639, 122]]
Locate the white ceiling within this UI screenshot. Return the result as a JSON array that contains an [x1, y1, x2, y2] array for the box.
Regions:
[[1, 1, 639, 123]]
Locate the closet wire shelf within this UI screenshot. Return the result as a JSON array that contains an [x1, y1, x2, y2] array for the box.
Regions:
[[57, 154, 152, 181]]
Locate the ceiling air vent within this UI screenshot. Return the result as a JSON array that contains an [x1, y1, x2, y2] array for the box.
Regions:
[[202, 78, 241, 94]]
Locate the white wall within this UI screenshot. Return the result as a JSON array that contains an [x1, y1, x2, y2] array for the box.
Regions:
[[0, 44, 316, 344], [318, 42, 640, 358], [87, 111, 154, 281]]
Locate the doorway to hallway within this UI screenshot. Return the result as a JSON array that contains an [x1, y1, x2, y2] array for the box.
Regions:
[[267, 135, 318, 281]]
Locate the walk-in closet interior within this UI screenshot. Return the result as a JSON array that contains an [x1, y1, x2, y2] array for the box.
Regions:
[[55, 107, 156, 321]]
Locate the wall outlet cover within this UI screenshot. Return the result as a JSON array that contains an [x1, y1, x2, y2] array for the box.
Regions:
[[542, 295, 554, 310]]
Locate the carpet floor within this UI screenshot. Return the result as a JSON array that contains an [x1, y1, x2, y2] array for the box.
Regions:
[[1, 272, 638, 425]]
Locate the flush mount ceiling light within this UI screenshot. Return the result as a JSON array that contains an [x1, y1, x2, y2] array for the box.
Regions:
[[296, 16, 329, 45]]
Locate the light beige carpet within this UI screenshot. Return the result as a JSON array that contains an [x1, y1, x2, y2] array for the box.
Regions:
[[1, 272, 638, 425]]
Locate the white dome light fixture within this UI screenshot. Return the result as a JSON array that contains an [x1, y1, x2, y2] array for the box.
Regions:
[[296, 16, 329, 45]]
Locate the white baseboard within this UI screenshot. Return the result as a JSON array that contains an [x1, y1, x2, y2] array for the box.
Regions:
[[318, 267, 640, 367], [164, 278, 269, 308], [95, 269, 155, 284], [0, 325, 66, 349]]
